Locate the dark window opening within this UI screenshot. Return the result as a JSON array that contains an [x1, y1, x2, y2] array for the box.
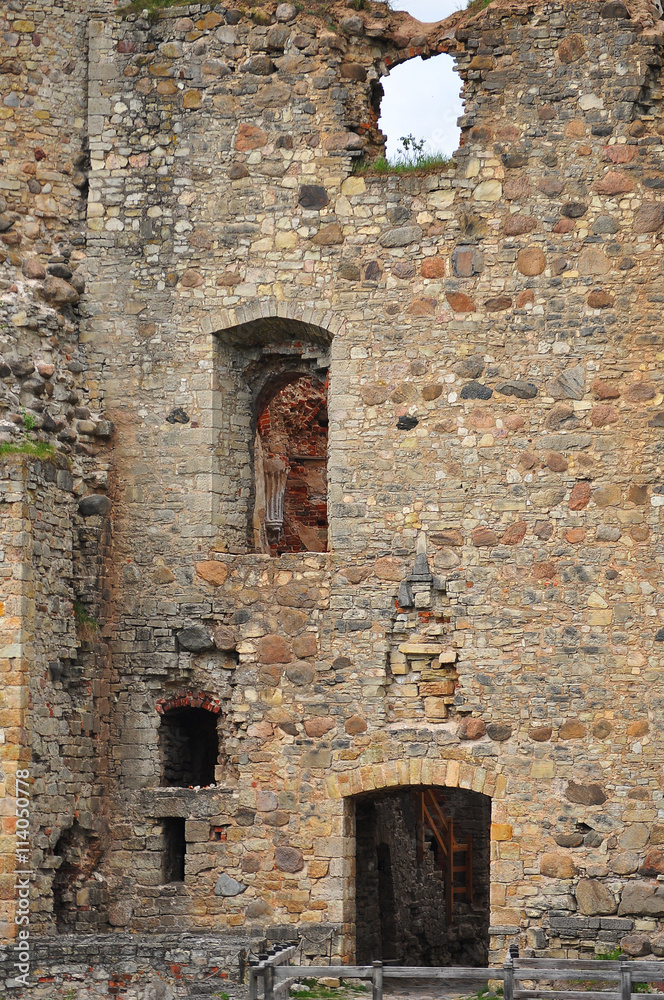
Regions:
[[253, 372, 328, 555], [159, 707, 218, 787], [355, 786, 490, 966], [163, 817, 186, 883]]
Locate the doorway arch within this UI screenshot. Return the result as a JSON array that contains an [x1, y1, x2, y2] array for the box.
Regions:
[[333, 758, 505, 966], [354, 785, 491, 966]]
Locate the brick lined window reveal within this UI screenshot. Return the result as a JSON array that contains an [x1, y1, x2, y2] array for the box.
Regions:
[[254, 373, 328, 555]]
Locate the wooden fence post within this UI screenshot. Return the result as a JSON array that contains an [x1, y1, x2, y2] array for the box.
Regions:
[[265, 962, 274, 1000], [620, 960, 631, 1000], [372, 960, 383, 1000], [249, 966, 259, 1000], [502, 952, 514, 1000]]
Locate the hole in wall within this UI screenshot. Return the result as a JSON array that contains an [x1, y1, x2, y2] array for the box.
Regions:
[[52, 822, 106, 932], [379, 52, 463, 163], [381, 0, 465, 20], [159, 707, 219, 787], [162, 817, 186, 883]]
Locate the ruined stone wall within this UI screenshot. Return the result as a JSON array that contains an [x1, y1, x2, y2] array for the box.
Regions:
[[72, 0, 664, 965], [0, 0, 113, 491], [0, 932, 263, 997], [5, 0, 664, 975], [0, 456, 111, 943]]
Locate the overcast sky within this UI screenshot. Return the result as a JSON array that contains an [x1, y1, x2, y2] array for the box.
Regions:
[[378, 0, 466, 161]]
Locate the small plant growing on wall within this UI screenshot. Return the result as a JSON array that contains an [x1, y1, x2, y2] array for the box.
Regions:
[[0, 408, 55, 460]]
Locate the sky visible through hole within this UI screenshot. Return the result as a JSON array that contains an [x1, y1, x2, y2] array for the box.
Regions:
[[377, 0, 466, 162]]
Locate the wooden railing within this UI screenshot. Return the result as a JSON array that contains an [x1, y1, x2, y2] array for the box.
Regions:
[[249, 950, 664, 1000]]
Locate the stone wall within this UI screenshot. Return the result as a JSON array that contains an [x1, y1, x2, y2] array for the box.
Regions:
[[0, 932, 263, 996], [5, 0, 664, 978], [0, 456, 110, 941]]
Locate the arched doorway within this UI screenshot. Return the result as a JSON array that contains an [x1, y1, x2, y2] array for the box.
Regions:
[[354, 785, 491, 966]]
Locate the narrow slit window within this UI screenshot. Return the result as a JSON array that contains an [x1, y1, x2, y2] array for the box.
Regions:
[[162, 817, 186, 883]]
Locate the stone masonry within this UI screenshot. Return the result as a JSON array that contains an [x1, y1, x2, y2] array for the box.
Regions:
[[4, 0, 664, 989]]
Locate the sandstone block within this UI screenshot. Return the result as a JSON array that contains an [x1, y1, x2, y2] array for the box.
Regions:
[[541, 852, 577, 878], [373, 556, 405, 581], [258, 635, 292, 664], [575, 878, 617, 915], [620, 933, 651, 956], [566, 781, 606, 805], [304, 717, 336, 737], [39, 276, 79, 305], [500, 522, 526, 545], [517, 248, 545, 275], [634, 202, 664, 233], [345, 715, 367, 735], [620, 882, 664, 916], [195, 561, 229, 586], [504, 214, 537, 236], [421, 256, 446, 278], [458, 717, 486, 740], [275, 846, 305, 872]]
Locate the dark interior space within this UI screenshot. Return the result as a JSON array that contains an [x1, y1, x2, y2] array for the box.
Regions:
[[159, 707, 218, 787], [162, 817, 186, 883], [355, 786, 491, 967]]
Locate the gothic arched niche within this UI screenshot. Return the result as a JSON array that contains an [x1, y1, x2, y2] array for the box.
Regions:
[[214, 314, 332, 555]]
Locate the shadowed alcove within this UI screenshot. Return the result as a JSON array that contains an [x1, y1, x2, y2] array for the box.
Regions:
[[355, 786, 491, 966], [214, 313, 333, 555]]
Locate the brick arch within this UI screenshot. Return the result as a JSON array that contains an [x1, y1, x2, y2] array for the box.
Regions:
[[203, 298, 345, 341], [327, 757, 507, 801], [155, 691, 222, 716]]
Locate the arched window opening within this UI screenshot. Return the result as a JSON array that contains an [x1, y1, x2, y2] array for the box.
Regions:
[[214, 315, 333, 555], [378, 53, 462, 165], [159, 707, 218, 787], [253, 373, 328, 555]]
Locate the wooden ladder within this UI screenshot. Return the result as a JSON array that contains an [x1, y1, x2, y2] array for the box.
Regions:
[[415, 789, 473, 924]]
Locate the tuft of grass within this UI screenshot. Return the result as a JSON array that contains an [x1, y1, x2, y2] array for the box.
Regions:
[[354, 133, 456, 176], [355, 152, 455, 176], [117, 0, 189, 20], [74, 601, 98, 629], [464, 987, 503, 1000], [0, 439, 56, 460], [465, 0, 494, 13]]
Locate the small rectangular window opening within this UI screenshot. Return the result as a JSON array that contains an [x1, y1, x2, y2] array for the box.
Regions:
[[210, 825, 228, 841], [163, 817, 186, 883]]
